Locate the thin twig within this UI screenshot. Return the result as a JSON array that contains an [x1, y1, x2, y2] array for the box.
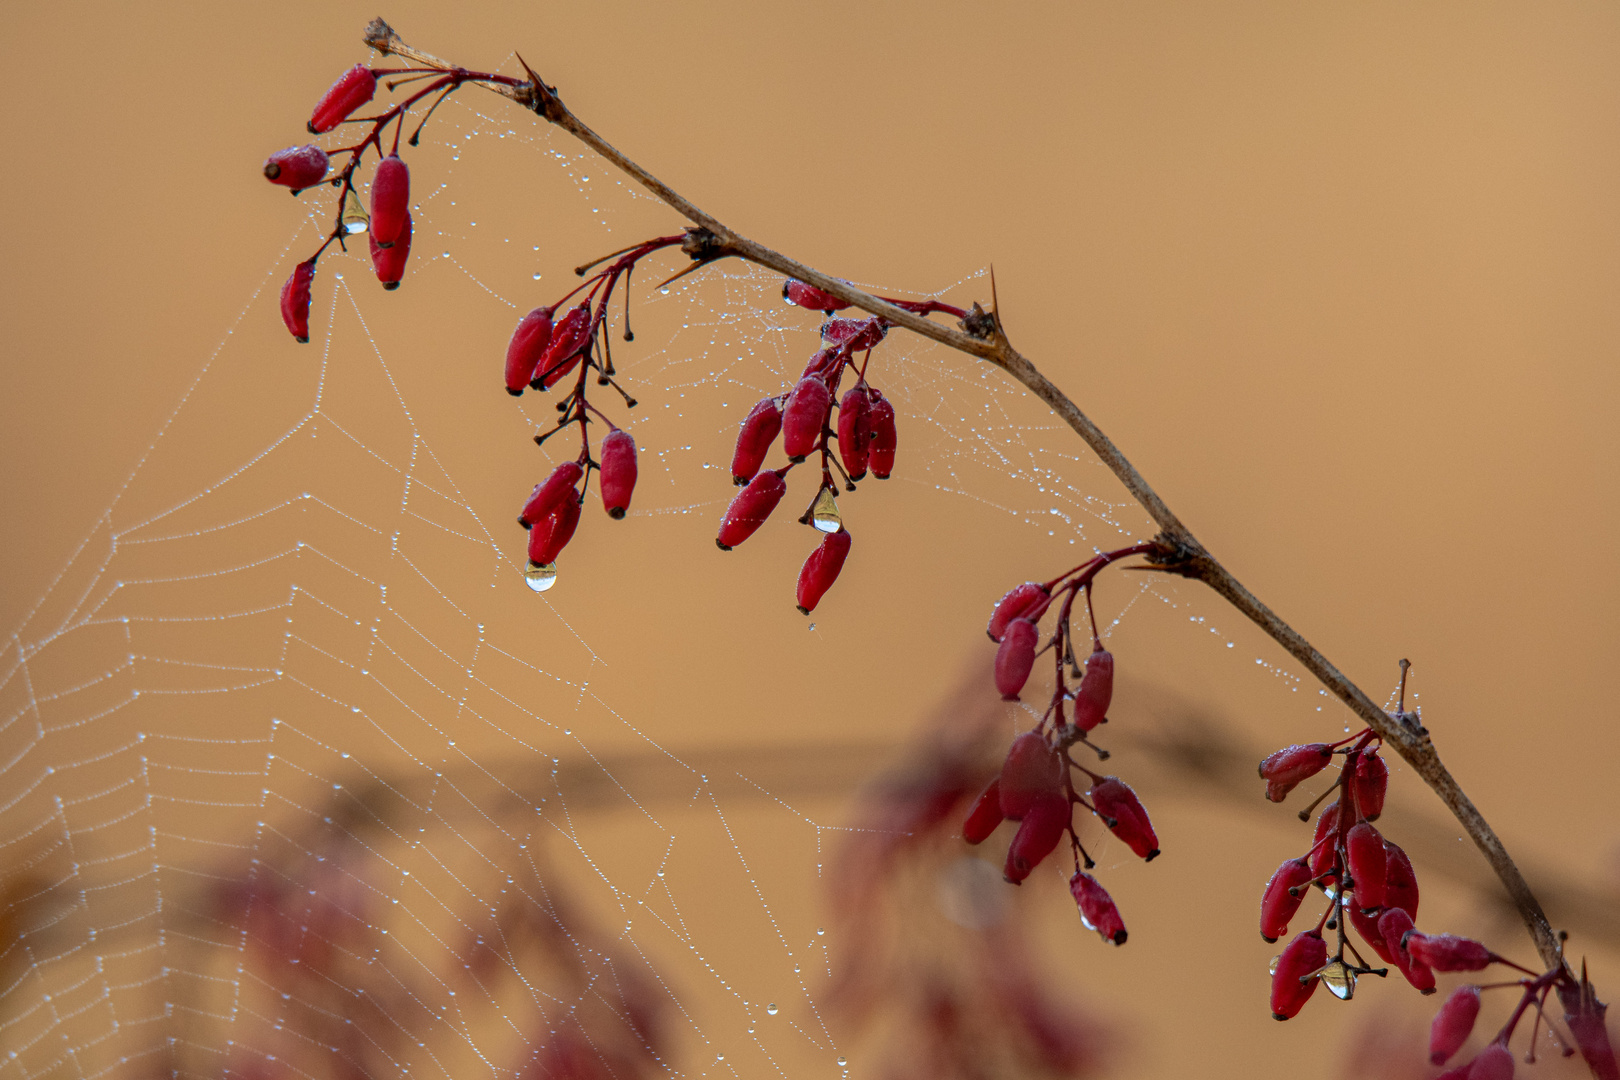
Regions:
[[361, 18, 1569, 975]]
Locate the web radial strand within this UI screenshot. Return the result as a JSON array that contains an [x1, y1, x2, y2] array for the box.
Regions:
[[0, 87, 1239, 1080]]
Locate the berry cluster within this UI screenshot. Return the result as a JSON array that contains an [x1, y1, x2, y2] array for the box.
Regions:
[[960, 544, 1168, 945], [713, 279, 965, 613], [262, 62, 526, 340]]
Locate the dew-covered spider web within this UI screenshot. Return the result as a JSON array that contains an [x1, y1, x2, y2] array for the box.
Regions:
[[0, 73, 1322, 1080]]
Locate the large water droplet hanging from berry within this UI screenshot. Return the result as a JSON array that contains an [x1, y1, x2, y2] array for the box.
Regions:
[[524, 561, 558, 592], [809, 487, 841, 533]]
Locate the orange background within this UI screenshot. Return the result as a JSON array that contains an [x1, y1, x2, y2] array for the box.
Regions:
[[3, 2, 1619, 1078]]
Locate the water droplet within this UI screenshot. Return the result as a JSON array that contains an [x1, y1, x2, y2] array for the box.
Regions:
[[1320, 960, 1355, 1000], [808, 623, 816, 631], [816, 927, 825, 936], [766, 1003, 778, 1015], [809, 488, 841, 532], [533, 272, 542, 280], [1269, 954, 1281, 975], [660, 287, 670, 295], [340, 189, 369, 234], [524, 561, 558, 592], [837, 1057, 847, 1067]]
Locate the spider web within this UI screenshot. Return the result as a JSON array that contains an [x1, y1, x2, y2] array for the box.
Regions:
[[0, 78, 1278, 1080]]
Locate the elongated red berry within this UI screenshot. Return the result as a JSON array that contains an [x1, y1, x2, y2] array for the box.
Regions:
[[987, 582, 1049, 642], [994, 617, 1039, 701], [1258, 743, 1334, 802], [800, 347, 838, 382], [280, 259, 316, 343], [599, 429, 637, 519], [998, 731, 1061, 819], [504, 307, 554, 395], [782, 376, 831, 461], [263, 145, 330, 191], [1384, 841, 1420, 921], [1377, 907, 1436, 992], [1070, 871, 1127, 945], [716, 470, 787, 550], [369, 154, 410, 248], [1088, 777, 1159, 860], [1309, 801, 1341, 881], [1430, 985, 1482, 1065], [1406, 933, 1494, 973], [1466, 1044, 1515, 1080], [1346, 821, 1387, 912], [1003, 792, 1068, 883], [526, 491, 582, 566], [1271, 931, 1327, 1020], [731, 396, 783, 484], [821, 317, 886, 351], [836, 386, 871, 480], [1351, 751, 1389, 820], [309, 64, 377, 134], [1348, 904, 1395, 964], [532, 303, 591, 390], [1072, 644, 1114, 731], [796, 527, 850, 614], [369, 212, 411, 289], [962, 779, 1004, 844], [867, 392, 897, 478], [1260, 858, 1313, 943], [519, 461, 584, 529], [783, 278, 846, 312]]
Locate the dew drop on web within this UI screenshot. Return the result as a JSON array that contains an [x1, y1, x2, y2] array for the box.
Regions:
[[766, 1003, 778, 1015], [524, 561, 558, 592], [340, 189, 369, 234], [810, 488, 841, 533]]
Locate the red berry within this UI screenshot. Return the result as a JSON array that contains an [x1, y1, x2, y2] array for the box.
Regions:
[[1072, 644, 1114, 731], [782, 278, 846, 312], [716, 470, 787, 549], [987, 582, 1050, 642], [280, 259, 316, 343], [782, 376, 832, 461], [730, 396, 783, 484], [821, 316, 886, 351], [519, 461, 585, 529], [835, 386, 871, 480], [526, 491, 582, 566], [263, 145, 330, 190], [1347, 904, 1395, 964], [1088, 777, 1159, 860], [598, 429, 637, 519], [1430, 985, 1481, 1066], [1270, 931, 1327, 1020], [795, 527, 850, 614], [1346, 821, 1387, 912], [532, 303, 591, 390], [504, 307, 555, 396], [309, 64, 378, 134], [1384, 841, 1420, 922], [1259, 858, 1313, 942], [1003, 792, 1068, 883], [799, 347, 838, 382], [1466, 1044, 1515, 1080], [962, 778, 1004, 844], [1308, 800, 1341, 881], [1351, 751, 1389, 820], [1069, 871, 1127, 945], [1406, 933, 1494, 973], [369, 154, 410, 248], [866, 392, 897, 478], [1377, 907, 1436, 992], [1258, 743, 1334, 802], [368, 212, 411, 289], [997, 731, 1062, 819], [994, 618, 1039, 701]]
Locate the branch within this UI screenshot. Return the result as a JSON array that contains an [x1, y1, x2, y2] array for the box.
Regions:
[[361, 18, 1569, 975]]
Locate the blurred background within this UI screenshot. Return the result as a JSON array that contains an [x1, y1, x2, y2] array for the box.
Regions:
[[2, 2, 1618, 1078]]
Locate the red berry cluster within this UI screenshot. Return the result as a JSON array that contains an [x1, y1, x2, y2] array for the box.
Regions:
[[262, 62, 526, 340], [714, 279, 964, 614], [960, 543, 1167, 946]]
